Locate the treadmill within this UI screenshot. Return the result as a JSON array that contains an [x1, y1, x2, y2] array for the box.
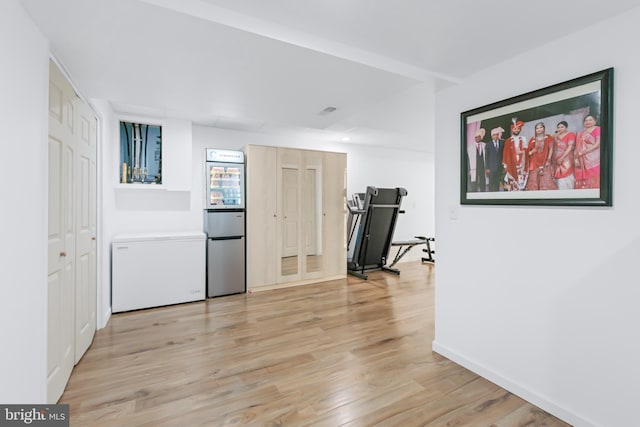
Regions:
[[347, 186, 407, 279]]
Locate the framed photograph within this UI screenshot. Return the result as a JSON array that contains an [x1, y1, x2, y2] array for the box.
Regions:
[[460, 68, 613, 206], [119, 120, 163, 184]]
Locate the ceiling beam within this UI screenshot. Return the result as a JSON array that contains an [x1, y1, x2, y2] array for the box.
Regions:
[[138, 0, 460, 84]]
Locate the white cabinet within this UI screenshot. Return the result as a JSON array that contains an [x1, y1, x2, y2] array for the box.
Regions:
[[111, 232, 206, 312], [244, 145, 347, 291]]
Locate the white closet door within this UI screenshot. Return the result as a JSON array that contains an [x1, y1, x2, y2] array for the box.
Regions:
[[73, 98, 97, 363], [47, 60, 76, 403], [47, 60, 98, 402]]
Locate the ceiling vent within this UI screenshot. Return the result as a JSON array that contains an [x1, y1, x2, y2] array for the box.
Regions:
[[318, 106, 337, 115]]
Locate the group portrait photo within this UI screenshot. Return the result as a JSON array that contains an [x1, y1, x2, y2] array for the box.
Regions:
[[460, 68, 613, 206]]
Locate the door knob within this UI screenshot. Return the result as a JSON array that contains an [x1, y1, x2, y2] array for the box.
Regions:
[[91, 237, 96, 241], [59, 251, 67, 257]]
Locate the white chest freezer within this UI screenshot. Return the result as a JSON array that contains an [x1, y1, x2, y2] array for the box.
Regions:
[[111, 231, 206, 313]]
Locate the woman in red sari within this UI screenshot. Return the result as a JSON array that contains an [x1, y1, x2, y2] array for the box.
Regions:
[[525, 122, 557, 191], [574, 115, 601, 189], [553, 121, 576, 190]]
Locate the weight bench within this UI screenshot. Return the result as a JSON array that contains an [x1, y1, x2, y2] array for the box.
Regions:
[[389, 236, 435, 267]]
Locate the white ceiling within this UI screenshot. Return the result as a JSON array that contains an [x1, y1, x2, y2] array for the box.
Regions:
[[20, 0, 639, 151]]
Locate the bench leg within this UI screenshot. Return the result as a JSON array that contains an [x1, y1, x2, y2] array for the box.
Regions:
[[421, 239, 435, 263]]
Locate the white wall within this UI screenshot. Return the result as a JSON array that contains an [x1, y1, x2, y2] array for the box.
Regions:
[[0, 0, 49, 403], [346, 144, 435, 242], [99, 112, 201, 235], [433, 8, 640, 427]]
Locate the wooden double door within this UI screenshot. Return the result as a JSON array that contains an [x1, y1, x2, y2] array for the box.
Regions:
[[245, 145, 347, 291]]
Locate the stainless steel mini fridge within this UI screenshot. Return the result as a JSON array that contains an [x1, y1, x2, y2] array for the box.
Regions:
[[204, 148, 246, 297], [204, 207, 245, 297]]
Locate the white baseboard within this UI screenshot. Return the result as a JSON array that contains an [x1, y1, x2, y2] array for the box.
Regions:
[[98, 307, 111, 330], [431, 340, 597, 427]]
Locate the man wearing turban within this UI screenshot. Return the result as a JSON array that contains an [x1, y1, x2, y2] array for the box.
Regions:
[[502, 119, 528, 190], [467, 127, 487, 192]]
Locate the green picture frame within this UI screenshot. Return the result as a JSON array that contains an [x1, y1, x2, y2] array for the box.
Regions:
[[460, 68, 613, 206]]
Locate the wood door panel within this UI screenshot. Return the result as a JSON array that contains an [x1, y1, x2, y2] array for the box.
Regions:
[[323, 152, 347, 277], [281, 167, 298, 257], [304, 169, 317, 255], [302, 150, 323, 278], [276, 148, 302, 282], [244, 145, 277, 289]]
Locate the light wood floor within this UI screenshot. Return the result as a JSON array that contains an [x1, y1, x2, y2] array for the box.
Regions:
[[61, 262, 570, 426]]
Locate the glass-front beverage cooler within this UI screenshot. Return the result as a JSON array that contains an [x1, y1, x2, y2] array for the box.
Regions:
[[205, 149, 245, 209]]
